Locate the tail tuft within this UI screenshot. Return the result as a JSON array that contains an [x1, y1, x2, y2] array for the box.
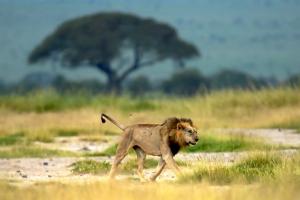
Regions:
[[101, 115, 106, 123], [100, 113, 124, 131]]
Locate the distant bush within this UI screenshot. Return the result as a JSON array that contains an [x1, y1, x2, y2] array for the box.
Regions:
[[161, 69, 209, 96], [7, 73, 104, 94], [53, 75, 105, 94], [0, 68, 285, 96], [209, 69, 269, 90], [126, 75, 152, 96], [284, 74, 300, 87]]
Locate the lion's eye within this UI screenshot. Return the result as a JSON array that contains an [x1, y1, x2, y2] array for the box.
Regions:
[[188, 130, 193, 134]]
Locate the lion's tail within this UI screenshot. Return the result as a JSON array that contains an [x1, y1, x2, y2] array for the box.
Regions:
[[100, 113, 125, 131]]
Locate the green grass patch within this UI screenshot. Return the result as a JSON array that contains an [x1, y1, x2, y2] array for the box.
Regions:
[[0, 146, 77, 158], [180, 154, 287, 184], [184, 134, 270, 153], [56, 129, 79, 137], [0, 132, 24, 146], [71, 160, 111, 174]]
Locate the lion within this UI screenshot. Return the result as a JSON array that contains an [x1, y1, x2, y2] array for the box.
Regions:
[[100, 113, 199, 181]]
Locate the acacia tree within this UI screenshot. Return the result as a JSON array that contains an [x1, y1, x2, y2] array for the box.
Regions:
[[29, 12, 200, 93]]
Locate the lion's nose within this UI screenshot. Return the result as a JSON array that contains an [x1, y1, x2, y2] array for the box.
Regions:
[[195, 137, 199, 142]]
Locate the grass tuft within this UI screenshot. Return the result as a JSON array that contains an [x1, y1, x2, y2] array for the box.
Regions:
[[180, 153, 286, 184], [0, 132, 24, 146], [234, 154, 282, 181], [71, 160, 111, 174]]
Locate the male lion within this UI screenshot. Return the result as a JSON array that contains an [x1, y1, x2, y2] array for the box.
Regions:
[[100, 113, 199, 181]]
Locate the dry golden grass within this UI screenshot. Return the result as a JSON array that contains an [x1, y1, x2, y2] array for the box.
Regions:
[[1, 88, 300, 140], [0, 180, 299, 200]]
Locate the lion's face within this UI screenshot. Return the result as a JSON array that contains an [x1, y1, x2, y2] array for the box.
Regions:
[[177, 122, 199, 145]]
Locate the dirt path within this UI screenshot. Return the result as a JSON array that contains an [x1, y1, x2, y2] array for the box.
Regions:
[[0, 129, 299, 184]]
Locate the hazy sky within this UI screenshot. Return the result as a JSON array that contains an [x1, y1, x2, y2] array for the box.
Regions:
[[0, 0, 300, 83]]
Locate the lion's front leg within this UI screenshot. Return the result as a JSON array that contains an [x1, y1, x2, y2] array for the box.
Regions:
[[162, 153, 181, 175], [150, 157, 166, 181], [160, 137, 182, 177]]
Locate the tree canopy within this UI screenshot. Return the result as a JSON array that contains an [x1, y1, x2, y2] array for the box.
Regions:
[[29, 12, 200, 92]]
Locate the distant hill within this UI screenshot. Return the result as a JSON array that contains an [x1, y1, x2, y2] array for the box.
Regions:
[[0, 0, 300, 83]]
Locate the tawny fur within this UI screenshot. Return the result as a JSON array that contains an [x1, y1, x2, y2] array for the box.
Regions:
[[100, 113, 199, 181]]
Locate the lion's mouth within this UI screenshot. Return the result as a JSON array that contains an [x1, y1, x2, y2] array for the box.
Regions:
[[189, 141, 197, 145]]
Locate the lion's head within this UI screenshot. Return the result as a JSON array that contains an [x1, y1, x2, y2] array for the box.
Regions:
[[163, 117, 199, 146]]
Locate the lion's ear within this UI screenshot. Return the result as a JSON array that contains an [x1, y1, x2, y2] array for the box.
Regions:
[[177, 123, 184, 130]]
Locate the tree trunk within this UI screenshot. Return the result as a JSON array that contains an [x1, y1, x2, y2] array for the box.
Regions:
[[106, 75, 122, 94], [96, 62, 122, 94]]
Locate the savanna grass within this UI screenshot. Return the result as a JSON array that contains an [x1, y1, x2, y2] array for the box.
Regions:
[[180, 153, 300, 184], [1, 87, 300, 129]]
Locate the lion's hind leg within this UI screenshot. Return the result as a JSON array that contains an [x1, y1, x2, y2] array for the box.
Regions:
[[134, 146, 146, 182], [109, 131, 133, 179]]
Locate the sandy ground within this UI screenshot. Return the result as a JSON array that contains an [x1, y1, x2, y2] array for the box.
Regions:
[[0, 129, 299, 185]]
